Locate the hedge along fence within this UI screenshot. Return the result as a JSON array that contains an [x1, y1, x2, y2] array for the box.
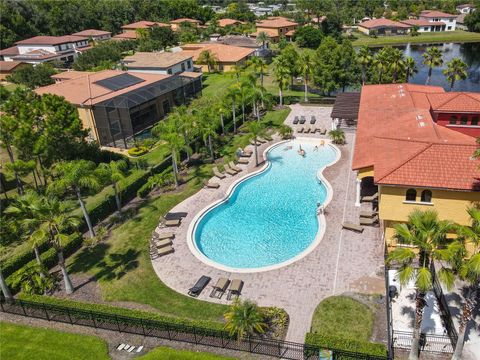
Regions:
[[305, 332, 387, 357]]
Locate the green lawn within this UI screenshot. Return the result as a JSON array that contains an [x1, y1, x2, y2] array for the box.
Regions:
[[0, 322, 110, 360], [351, 30, 480, 47], [138, 346, 236, 360], [67, 163, 228, 323], [310, 296, 374, 341]]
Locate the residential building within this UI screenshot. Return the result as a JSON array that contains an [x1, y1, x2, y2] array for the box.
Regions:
[[181, 43, 255, 72], [51, 70, 91, 83], [120, 21, 170, 32], [456, 3, 476, 14], [123, 51, 195, 75], [214, 35, 268, 57], [357, 18, 411, 35], [170, 18, 201, 31], [350, 84, 479, 249], [0, 60, 29, 80], [0, 35, 89, 64], [35, 70, 202, 148], [112, 31, 139, 41], [456, 13, 468, 30], [418, 10, 457, 31], [217, 18, 245, 28], [253, 17, 298, 42], [400, 19, 449, 32], [71, 29, 112, 42]]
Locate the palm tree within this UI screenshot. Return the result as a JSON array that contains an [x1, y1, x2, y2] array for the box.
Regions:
[[390, 48, 405, 83], [0, 114, 24, 194], [373, 50, 389, 84], [32, 196, 80, 294], [152, 119, 188, 188], [357, 46, 372, 85], [248, 56, 268, 88], [197, 106, 219, 159], [387, 209, 454, 360], [216, 100, 228, 135], [422, 47, 443, 85], [48, 160, 102, 238], [197, 49, 218, 73], [255, 31, 269, 49], [443, 58, 468, 91], [404, 57, 418, 83], [0, 267, 13, 301], [298, 51, 315, 102], [98, 160, 128, 213], [225, 86, 240, 133], [272, 55, 290, 106], [231, 64, 244, 83], [328, 129, 346, 145], [247, 121, 266, 167], [224, 299, 267, 340]]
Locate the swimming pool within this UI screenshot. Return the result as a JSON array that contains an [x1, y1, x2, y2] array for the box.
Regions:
[[190, 139, 339, 272]]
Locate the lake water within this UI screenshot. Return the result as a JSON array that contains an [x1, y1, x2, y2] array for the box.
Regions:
[[380, 42, 480, 91]]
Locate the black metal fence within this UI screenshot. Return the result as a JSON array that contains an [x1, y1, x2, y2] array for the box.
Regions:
[[392, 330, 453, 353], [0, 298, 387, 360]]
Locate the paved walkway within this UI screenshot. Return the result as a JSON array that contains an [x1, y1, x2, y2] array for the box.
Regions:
[[151, 105, 385, 343]]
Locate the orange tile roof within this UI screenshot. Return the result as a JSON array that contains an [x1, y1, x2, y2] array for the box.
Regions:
[[427, 92, 480, 113], [256, 17, 298, 28], [51, 71, 92, 81], [123, 51, 193, 68], [251, 28, 279, 38], [181, 43, 254, 63], [15, 35, 88, 45], [35, 70, 170, 106], [420, 10, 457, 18], [353, 84, 478, 191], [400, 19, 445, 26], [358, 18, 411, 29], [13, 49, 61, 60], [121, 21, 170, 29], [0, 46, 19, 56], [170, 18, 201, 24], [218, 18, 244, 27], [112, 31, 138, 40], [72, 29, 111, 36], [0, 60, 27, 72]]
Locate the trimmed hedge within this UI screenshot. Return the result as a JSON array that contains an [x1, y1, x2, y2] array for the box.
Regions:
[[2, 239, 50, 278], [128, 147, 148, 156], [19, 294, 226, 331], [305, 332, 387, 357]]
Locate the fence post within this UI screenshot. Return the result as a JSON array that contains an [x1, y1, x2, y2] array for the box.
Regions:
[[43, 303, 49, 321], [193, 326, 197, 344], [248, 335, 252, 353], [20, 300, 27, 316], [91, 311, 96, 328], [166, 323, 172, 341], [115, 314, 121, 332], [0, 299, 4, 312], [66, 307, 73, 324], [220, 331, 224, 347], [141, 318, 146, 336]]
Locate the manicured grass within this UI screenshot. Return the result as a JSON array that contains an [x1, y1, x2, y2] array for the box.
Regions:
[[0, 321, 110, 360], [138, 346, 236, 360], [67, 163, 228, 323], [310, 296, 374, 341], [351, 30, 480, 47], [2, 82, 26, 92], [202, 73, 237, 98], [137, 142, 170, 167]]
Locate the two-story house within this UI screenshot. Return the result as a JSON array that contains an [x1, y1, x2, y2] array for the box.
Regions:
[[456, 3, 476, 14], [418, 10, 457, 31], [253, 17, 298, 43], [71, 29, 112, 42]]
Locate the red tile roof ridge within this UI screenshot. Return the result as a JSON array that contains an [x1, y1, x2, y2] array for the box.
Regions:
[[428, 92, 480, 112]]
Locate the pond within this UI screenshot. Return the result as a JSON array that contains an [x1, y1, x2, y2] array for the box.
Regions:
[[382, 42, 480, 91]]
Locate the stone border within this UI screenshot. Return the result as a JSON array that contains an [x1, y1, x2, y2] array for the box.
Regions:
[[186, 137, 341, 273]]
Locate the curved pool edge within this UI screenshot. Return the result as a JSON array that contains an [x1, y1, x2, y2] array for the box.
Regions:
[[187, 138, 341, 274]]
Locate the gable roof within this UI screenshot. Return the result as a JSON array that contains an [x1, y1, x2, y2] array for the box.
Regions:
[[256, 17, 298, 28], [121, 21, 170, 29], [123, 51, 192, 68], [400, 19, 445, 26], [218, 18, 244, 27], [112, 31, 138, 40], [427, 92, 480, 113], [170, 18, 201, 24], [358, 18, 411, 29], [181, 43, 254, 63], [51, 71, 92, 81], [420, 10, 457, 18], [0, 46, 19, 56], [0, 60, 27, 72], [15, 35, 88, 46], [72, 29, 112, 37]]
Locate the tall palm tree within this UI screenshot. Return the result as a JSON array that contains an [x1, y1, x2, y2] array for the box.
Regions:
[[443, 58, 468, 91], [32, 196, 80, 294], [231, 64, 244, 83], [224, 299, 267, 340], [298, 51, 315, 102], [272, 55, 290, 106], [98, 160, 128, 213], [247, 121, 266, 167], [422, 47, 443, 85], [387, 209, 454, 360], [216, 100, 228, 135], [0, 114, 24, 194], [373, 50, 390, 84], [197, 49, 218, 73], [248, 56, 268, 88], [225, 86, 240, 133], [0, 248, 13, 301], [152, 119, 188, 188], [48, 160, 101, 238], [255, 31, 269, 49], [404, 57, 418, 83], [237, 81, 251, 124], [357, 46, 372, 85], [390, 48, 405, 83], [197, 106, 219, 159]]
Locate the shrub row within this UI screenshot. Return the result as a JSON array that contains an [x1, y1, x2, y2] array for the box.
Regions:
[[305, 332, 387, 357], [2, 238, 50, 278], [18, 294, 226, 332]]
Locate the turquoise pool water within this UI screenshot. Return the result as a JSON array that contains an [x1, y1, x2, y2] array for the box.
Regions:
[[193, 140, 338, 270]]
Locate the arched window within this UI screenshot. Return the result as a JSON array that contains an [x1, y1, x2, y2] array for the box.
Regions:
[[406, 188, 416, 201], [421, 190, 432, 203]]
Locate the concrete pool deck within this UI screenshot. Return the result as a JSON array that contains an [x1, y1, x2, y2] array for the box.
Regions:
[[151, 105, 385, 342]]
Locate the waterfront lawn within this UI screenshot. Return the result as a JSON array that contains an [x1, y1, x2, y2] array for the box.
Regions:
[[310, 296, 374, 341], [351, 30, 480, 47], [67, 163, 228, 323], [138, 346, 236, 360], [0, 321, 110, 360]]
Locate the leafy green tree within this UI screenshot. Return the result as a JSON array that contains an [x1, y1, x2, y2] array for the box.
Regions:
[[422, 47, 443, 85], [12, 264, 56, 295], [0, 115, 24, 194], [314, 36, 339, 95], [272, 55, 291, 106], [196, 103, 219, 159], [4, 159, 37, 192], [298, 51, 315, 102], [48, 160, 102, 238], [357, 46, 372, 85], [443, 58, 468, 91], [247, 56, 268, 88], [294, 25, 323, 49], [74, 40, 137, 71], [225, 1, 255, 22], [98, 160, 129, 213], [247, 121, 267, 167], [0, 85, 9, 102], [387, 209, 454, 360], [224, 299, 267, 340], [197, 49, 218, 73], [410, 25, 420, 37], [337, 40, 359, 91], [464, 10, 480, 32], [6, 63, 57, 89], [404, 57, 418, 83]]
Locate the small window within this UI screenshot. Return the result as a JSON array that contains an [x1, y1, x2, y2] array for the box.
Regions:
[[472, 116, 479, 126], [421, 190, 432, 203], [167, 68, 172, 75], [449, 115, 457, 124], [187, 60, 192, 68], [181, 63, 185, 71], [461, 116, 468, 125], [406, 188, 417, 201]]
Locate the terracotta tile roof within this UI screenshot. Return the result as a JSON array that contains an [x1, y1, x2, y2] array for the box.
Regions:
[[13, 49, 61, 60], [0, 46, 19, 56], [0, 60, 27, 72], [400, 19, 445, 26], [358, 18, 411, 29], [180, 71, 202, 78], [15, 35, 88, 45], [170, 18, 201, 24], [256, 17, 298, 28], [123, 51, 192, 68], [51, 71, 92, 81], [285, 29, 296, 36], [218, 18, 243, 27], [35, 70, 170, 106], [121, 21, 170, 29], [420, 10, 457, 18], [112, 31, 138, 40], [251, 28, 279, 38], [427, 93, 480, 113], [72, 29, 112, 37], [181, 43, 254, 63], [457, 3, 475, 9], [353, 83, 478, 191]]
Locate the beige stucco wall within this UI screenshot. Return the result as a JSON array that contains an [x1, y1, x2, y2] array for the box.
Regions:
[[77, 106, 99, 142]]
